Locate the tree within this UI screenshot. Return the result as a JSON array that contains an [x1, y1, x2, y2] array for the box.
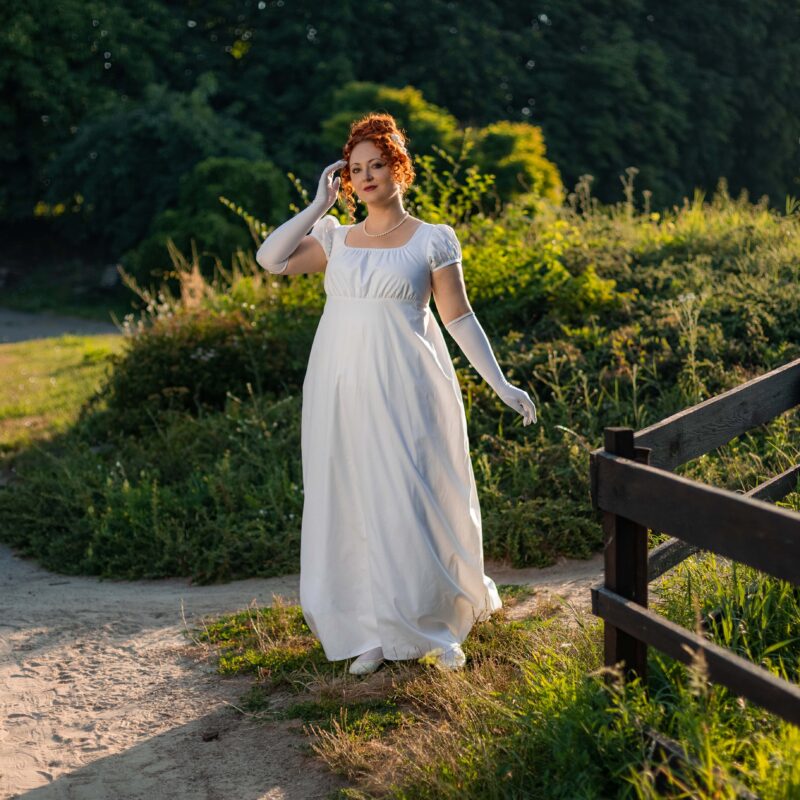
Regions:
[[0, 0, 173, 220], [44, 76, 264, 256], [123, 156, 291, 279]]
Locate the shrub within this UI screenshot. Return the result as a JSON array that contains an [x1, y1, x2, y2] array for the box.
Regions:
[[320, 82, 462, 159], [95, 305, 317, 433], [468, 120, 563, 204], [0, 392, 304, 583]]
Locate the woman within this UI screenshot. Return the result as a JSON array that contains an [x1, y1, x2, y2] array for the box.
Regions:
[[256, 113, 537, 675]]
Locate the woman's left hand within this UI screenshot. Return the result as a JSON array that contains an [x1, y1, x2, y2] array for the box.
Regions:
[[497, 383, 537, 426]]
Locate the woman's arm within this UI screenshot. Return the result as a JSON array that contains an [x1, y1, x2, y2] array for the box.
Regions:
[[432, 263, 537, 426], [255, 158, 346, 275], [430, 258, 472, 324]]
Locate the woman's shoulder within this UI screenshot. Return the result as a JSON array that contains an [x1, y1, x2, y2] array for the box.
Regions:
[[426, 221, 462, 270], [415, 218, 457, 234]]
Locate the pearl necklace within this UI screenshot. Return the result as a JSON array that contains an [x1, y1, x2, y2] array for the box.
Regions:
[[363, 211, 410, 237]]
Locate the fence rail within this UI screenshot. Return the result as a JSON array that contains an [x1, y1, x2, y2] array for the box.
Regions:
[[633, 358, 800, 470], [589, 356, 800, 730]]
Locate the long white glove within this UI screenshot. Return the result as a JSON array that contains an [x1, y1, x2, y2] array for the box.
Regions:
[[255, 158, 347, 273], [445, 311, 537, 426]]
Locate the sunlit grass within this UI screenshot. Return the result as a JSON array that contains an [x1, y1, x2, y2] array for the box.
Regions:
[[192, 565, 800, 799], [0, 333, 123, 454]]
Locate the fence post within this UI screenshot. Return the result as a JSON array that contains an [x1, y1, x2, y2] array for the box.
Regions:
[[603, 427, 650, 684]]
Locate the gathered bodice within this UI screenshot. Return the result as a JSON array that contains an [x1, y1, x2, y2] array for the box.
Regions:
[[309, 216, 464, 308], [325, 222, 433, 306]]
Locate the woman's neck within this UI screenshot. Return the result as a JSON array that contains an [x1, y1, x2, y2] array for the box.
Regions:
[[363, 199, 408, 232]]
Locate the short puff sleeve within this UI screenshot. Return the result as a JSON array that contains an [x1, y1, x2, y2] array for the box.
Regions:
[[427, 224, 462, 272], [309, 214, 341, 260]]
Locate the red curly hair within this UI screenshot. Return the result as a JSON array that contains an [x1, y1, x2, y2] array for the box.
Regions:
[[339, 113, 415, 222]]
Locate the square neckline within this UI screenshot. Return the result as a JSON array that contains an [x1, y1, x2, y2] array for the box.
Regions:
[[341, 220, 428, 251]]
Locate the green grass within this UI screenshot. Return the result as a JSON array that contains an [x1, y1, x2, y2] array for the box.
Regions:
[[190, 566, 800, 799], [0, 334, 124, 455]]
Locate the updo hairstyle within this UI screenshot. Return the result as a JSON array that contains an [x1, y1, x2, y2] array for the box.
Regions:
[[339, 113, 415, 221]]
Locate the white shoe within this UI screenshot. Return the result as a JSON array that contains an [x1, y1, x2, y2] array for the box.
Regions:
[[434, 644, 466, 670], [348, 646, 385, 675]]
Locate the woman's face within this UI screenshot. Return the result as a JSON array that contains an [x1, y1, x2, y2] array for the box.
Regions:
[[348, 140, 397, 205]]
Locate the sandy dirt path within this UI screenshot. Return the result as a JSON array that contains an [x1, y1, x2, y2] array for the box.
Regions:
[[0, 541, 603, 799]]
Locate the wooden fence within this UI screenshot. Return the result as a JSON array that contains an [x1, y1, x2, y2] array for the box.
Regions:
[[589, 357, 800, 727]]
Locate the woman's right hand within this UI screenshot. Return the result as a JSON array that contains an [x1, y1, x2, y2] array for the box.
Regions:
[[314, 159, 347, 209]]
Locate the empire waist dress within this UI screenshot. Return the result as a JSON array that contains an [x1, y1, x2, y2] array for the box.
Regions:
[[299, 215, 503, 662]]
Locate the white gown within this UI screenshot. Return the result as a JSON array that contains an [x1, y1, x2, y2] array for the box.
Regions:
[[299, 215, 503, 662]]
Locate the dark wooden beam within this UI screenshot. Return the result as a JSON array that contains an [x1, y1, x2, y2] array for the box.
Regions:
[[595, 453, 800, 585], [602, 428, 649, 683], [648, 538, 699, 581], [633, 358, 800, 471], [749, 463, 800, 503], [593, 585, 800, 727], [647, 463, 800, 581]]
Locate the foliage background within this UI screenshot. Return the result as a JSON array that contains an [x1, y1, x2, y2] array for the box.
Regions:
[[3, 0, 799, 282]]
